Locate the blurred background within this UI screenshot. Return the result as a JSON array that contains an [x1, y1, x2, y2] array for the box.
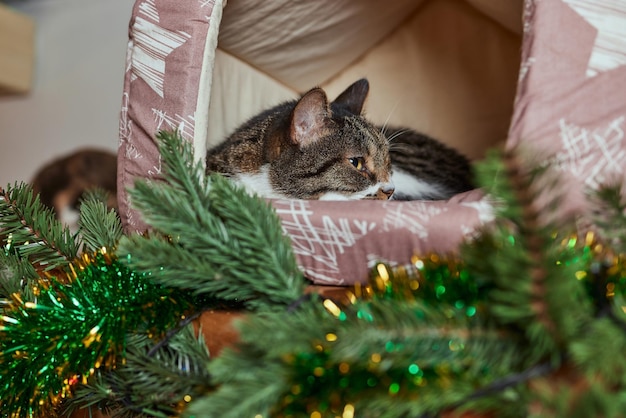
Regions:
[[0, 0, 133, 186]]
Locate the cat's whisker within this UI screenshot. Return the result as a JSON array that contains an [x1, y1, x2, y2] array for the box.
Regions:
[[386, 129, 410, 144], [388, 142, 413, 153], [380, 102, 400, 138]]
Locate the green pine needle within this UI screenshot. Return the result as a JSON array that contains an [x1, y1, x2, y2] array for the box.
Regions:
[[0, 250, 38, 301], [117, 130, 305, 310], [591, 184, 626, 253], [466, 151, 595, 362], [65, 327, 213, 418], [78, 189, 124, 252], [0, 183, 78, 271], [188, 298, 526, 418], [569, 317, 626, 385]]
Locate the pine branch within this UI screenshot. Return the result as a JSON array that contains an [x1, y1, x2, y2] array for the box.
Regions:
[[590, 184, 626, 253], [569, 317, 626, 385], [184, 355, 286, 418], [446, 361, 552, 415], [78, 189, 123, 252], [65, 327, 213, 418], [530, 371, 626, 418], [0, 250, 38, 301], [0, 183, 78, 271], [312, 300, 525, 417], [188, 298, 527, 418], [117, 131, 305, 310], [467, 150, 594, 361]]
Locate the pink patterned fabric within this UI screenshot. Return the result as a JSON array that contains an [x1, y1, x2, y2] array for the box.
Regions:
[[118, 0, 626, 285], [271, 190, 491, 285], [509, 0, 626, 216], [119, 0, 216, 233]]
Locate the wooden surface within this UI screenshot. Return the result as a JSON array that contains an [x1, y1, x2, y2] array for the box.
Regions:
[[0, 4, 35, 94]]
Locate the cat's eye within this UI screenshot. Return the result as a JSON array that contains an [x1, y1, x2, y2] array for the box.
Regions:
[[348, 157, 365, 171]]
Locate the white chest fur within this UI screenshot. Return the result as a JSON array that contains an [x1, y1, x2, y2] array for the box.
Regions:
[[232, 165, 285, 199], [232, 165, 391, 201], [391, 167, 447, 200]]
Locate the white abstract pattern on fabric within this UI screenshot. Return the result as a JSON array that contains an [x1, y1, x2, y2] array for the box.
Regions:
[[460, 199, 495, 224], [563, 0, 626, 77], [128, 2, 191, 98], [555, 116, 626, 189], [273, 200, 377, 282], [152, 109, 196, 140], [271, 198, 489, 283], [138, 0, 159, 23], [198, 0, 217, 20], [119, 92, 144, 162], [517, 57, 535, 86], [119, 92, 133, 146], [381, 201, 446, 238]]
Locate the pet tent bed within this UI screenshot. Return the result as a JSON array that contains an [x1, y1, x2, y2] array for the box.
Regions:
[[118, 0, 626, 286]]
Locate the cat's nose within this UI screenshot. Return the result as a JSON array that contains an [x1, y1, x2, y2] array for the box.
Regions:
[[380, 183, 395, 199]]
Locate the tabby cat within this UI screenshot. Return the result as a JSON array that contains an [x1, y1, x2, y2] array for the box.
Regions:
[[205, 79, 473, 201]]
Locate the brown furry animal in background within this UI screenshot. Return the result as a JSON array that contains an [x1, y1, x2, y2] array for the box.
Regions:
[[31, 149, 117, 230]]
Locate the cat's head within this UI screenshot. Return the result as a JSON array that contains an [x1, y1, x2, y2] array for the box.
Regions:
[[269, 79, 395, 200]]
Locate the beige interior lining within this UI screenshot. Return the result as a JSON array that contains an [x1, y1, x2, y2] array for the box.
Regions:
[[216, 0, 428, 91], [207, 0, 523, 160]]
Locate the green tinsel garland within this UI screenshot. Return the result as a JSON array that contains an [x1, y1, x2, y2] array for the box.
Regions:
[[0, 250, 194, 417]]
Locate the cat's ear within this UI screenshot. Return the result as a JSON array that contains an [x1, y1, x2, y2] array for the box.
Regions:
[[290, 87, 331, 147], [332, 78, 369, 115]]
